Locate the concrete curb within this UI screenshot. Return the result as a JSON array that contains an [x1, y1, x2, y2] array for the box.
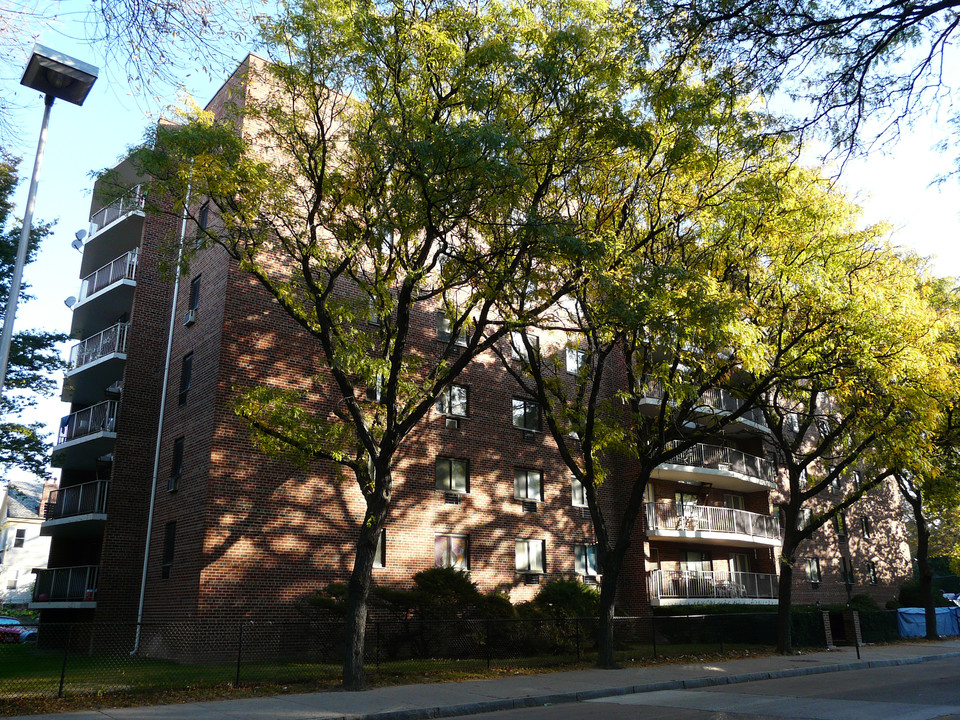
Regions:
[[353, 650, 960, 720]]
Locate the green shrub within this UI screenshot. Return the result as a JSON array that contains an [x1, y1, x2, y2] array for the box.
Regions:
[[529, 579, 600, 617], [898, 579, 953, 608]]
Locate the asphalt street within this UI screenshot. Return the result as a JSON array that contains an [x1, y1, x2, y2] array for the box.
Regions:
[[439, 656, 960, 720]]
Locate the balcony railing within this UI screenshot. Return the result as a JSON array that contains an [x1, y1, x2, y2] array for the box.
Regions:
[[663, 442, 776, 483], [57, 401, 118, 444], [643, 381, 765, 427], [89, 184, 145, 233], [33, 566, 99, 603], [45, 480, 109, 520], [78, 250, 138, 302], [68, 323, 129, 371], [645, 501, 781, 542], [648, 569, 778, 601]]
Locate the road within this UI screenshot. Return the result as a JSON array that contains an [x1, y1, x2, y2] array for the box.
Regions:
[[442, 657, 960, 720]]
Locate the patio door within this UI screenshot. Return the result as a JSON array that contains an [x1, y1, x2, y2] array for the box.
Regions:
[[676, 491, 699, 529]]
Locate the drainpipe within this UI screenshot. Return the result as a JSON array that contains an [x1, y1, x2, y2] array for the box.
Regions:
[[132, 179, 192, 654]]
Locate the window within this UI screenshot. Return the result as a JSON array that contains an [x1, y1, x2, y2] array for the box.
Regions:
[[816, 417, 831, 437], [805, 557, 821, 584], [681, 550, 711, 572], [368, 297, 381, 326], [571, 476, 587, 507], [516, 539, 546, 574], [437, 313, 467, 346], [565, 347, 586, 375], [723, 494, 745, 510], [798, 469, 807, 490], [861, 516, 873, 539], [13, 529, 25, 548], [731, 552, 751, 574], [800, 507, 813, 529], [161, 521, 176, 579], [676, 491, 699, 519], [436, 384, 468, 417], [514, 468, 543, 502], [436, 457, 469, 494], [840, 556, 855, 584], [373, 530, 386, 569], [178, 352, 193, 406], [169, 437, 185, 492], [197, 201, 210, 230], [435, 534, 469, 570], [787, 413, 800, 434], [188, 275, 201, 312], [853, 471, 862, 492], [510, 331, 539, 361], [833, 512, 848, 539], [512, 398, 541, 431], [866, 560, 878, 585], [574, 544, 599, 577], [366, 373, 383, 402], [829, 477, 839, 494]]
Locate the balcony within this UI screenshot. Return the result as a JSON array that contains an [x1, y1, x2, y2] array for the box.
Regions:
[[641, 381, 767, 434], [645, 501, 782, 548], [654, 442, 777, 492], [51, 401, 118, 469], [71, 250, 138, 337], [89, 184, 145, 234], [41, 480, 109, 537], [648, 569, 778, 606], [30, 566, 99, 608], [62, 323, 129, 404]]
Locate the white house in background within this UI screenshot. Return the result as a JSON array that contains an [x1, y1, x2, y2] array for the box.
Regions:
[[0, 484, 50, 606]]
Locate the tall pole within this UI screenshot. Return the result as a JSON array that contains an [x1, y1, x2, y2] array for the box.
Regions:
[[0, 94, 55, 393]]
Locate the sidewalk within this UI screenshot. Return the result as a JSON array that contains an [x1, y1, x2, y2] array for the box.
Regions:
[[11, 639, 960, 720]]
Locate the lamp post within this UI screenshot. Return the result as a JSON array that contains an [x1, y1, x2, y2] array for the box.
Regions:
[[0, 45, 98, 393]]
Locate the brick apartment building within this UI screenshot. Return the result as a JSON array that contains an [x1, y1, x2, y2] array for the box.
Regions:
[[31, 56, 912, 633]]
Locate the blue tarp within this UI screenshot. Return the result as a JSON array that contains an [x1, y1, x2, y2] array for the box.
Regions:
[[897, 607, 960, 637]]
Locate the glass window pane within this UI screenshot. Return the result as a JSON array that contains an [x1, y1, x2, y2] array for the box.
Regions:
[[452, 460, 467, 492], [574, 545, 585, 574], [529, 471, 541, 500], [515, 540, 526, 571], [436, 459, 450, 491]]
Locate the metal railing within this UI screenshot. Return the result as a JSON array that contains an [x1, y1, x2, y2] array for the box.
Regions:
[[32, 566, 99, 603], [645, 501, 781, 542], [648, 569, 779, 600], [89, 184, 145, 232], [45, 481, 110, 520], [663, 442, 776, 483], [78, 250, 138, 302], [643, 381, 766, 427], [57, 401, 119, 444], [68, 323, 129, 370]]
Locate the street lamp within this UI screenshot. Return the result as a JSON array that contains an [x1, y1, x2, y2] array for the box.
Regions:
[[0, 45, 98, 393]]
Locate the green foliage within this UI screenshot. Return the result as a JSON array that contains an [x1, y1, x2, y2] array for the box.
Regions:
[[525, 579, 600, 618], [898, 579, 954, 608], [0, 152, 66, 479]]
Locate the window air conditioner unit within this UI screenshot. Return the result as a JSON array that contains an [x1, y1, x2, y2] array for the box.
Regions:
[[443, 492, 461, 505], [579, 506, 591, 520], [523, 574, 540, 586], [183, 309, 197, 326], [522, 430, 535, 443], [444, 417, 460, 429], [521, 500, 538, 513], [168, 475, 179, 493]]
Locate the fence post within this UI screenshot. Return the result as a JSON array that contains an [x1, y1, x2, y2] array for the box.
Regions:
[[235, 621, 244, 687], [651, 614, 657, 660], [376, 622, 381, 672], [486, 618, 492, 669], [576, 617, 581, 661], [58, 623, 73, 699]]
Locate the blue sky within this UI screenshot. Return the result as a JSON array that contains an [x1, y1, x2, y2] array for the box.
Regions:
[[3, 16, 960, 489]]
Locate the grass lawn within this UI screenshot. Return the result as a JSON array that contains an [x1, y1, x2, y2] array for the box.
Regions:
[[0, 641, 771, 716]]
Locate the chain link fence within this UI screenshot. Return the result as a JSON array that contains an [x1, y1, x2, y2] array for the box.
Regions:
[[0, 611, 898, 704]]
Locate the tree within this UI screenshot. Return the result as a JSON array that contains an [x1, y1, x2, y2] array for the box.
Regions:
[[495, 88, 789, 665], [739, 179, 951, 652], [124, 0, 643, 689], [646, 0, 960, 157], [0, 151, 65, 478]]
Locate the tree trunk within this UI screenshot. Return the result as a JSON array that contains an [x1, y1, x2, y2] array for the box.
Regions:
[[776, 556, 794, 654], [915, 516, 938, 639], [596, 566, 619, 668], [342, 487, 389, 690]]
